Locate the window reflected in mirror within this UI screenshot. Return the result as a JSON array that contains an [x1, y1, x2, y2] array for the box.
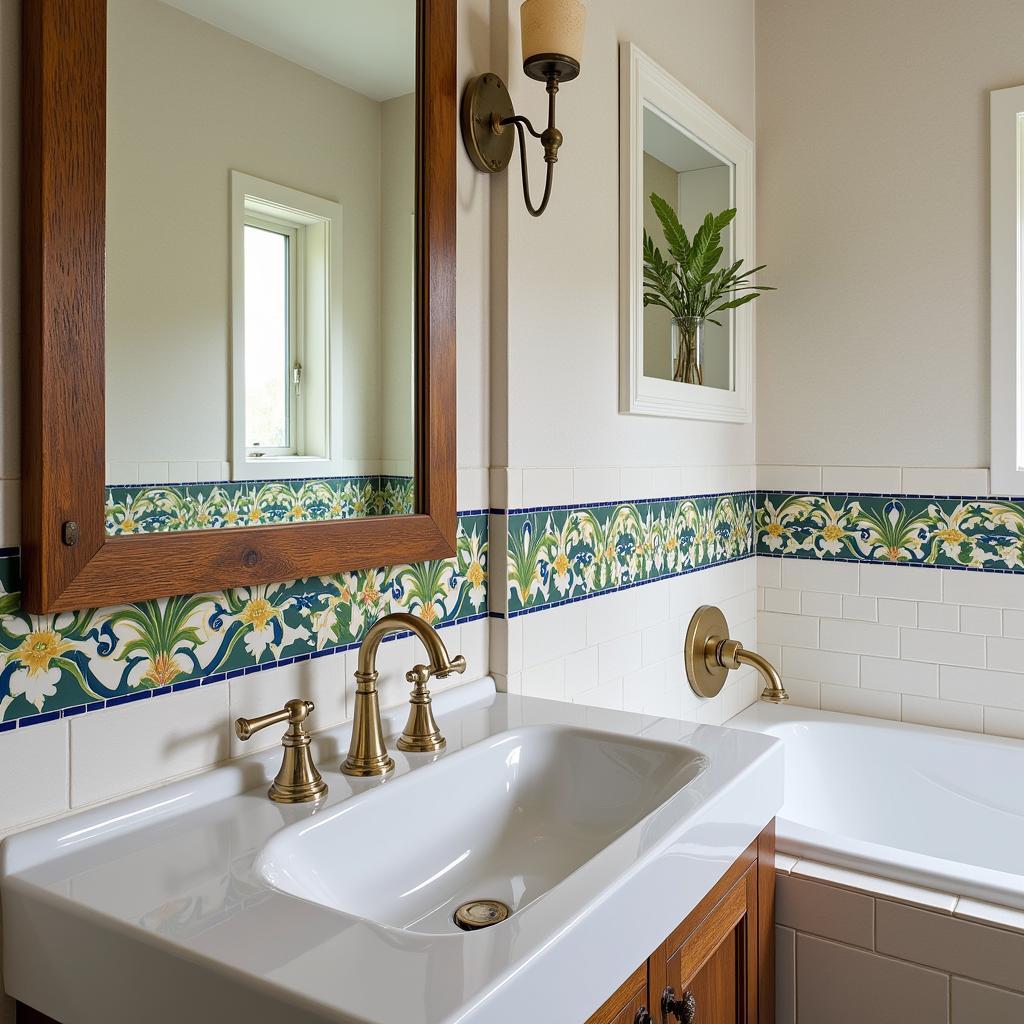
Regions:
[[104, 0, 417, 535]]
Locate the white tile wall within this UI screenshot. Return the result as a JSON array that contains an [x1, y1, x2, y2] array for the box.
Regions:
[[756, 556, 1024, 738], [501, 558, 759, 725]]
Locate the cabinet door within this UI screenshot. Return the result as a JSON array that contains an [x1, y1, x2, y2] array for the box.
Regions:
[[662, 867, 758, 1024], [587, 963, 650, 1024]]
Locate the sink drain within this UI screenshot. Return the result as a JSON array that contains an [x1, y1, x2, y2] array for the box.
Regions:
[[453, 899, 511, 931]]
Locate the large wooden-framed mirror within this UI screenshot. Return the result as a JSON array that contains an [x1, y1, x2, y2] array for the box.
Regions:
[[21, 0, 456, 613]]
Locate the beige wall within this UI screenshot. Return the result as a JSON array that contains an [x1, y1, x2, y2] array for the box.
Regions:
[[105, 0, 416, 477], [756, 0, 1024, 471]]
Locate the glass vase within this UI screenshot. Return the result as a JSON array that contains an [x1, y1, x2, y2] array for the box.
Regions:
[[672, 316, 704, 385]]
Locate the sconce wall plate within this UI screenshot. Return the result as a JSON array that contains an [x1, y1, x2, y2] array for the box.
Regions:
[[461, 73, 516, 174]]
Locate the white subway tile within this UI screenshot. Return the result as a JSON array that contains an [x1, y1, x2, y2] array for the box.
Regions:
[[820, 683, 900, 720], [797, 934, 949, 1024], [167, 461, 197, 483], [759, 612, 819, 648], [781, 559, 860, 594], [776, 874, 874, 947], [521, 602, 587, 667], [107, 462, 139, 485], [563, 645, 599, 697], [987, 635, 1024, 673], [756, 556, 782, 589], [983, 705, 1024, 740], [861, 656, 938, 697], [940, 664, 1024, 710], [137, 461, 169, 484], [195, 461, 224, 483], [877, 598, 918, 627], [1003, 608, 1024, 637], [756, 587, 765, 611], [801, 591, 843, 618], [71, 687, 229, 807], [901, 694, 983, 733], [585, 589, 637, 645], [951, 978, 1024, 1024], [572, 466, 620, 505], [757, 464, 823, 491], [521, 467, 573, 507], [859, 564, 941, 601], [916, 601, 959, 631], [520, 657, 565, 699], [821, 465, 902, 493], [634, 578, 671, 628], [619, 466, 655, 500], [598, 633, 642, 683], [961, 605, 1003, 636], [900, 628, 984, 667], [641, 618, 683, 666], [943, 571, 1024, 610], [876, 899, 1024, 993], [0, 721, 69, 833], [490, 617, 522, 675], [764, 588, 801, 613], [571, 678, 624, 712], [820, 619, 899, 657], [781, 676, 821, 708], [842, 595, 877, 621], [901, 467, 990, 496], [783, 646, 860, 685]]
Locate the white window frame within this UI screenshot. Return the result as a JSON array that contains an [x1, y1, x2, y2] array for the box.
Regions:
[[242, 213, 300, 458], [991, 86, 1024, 494], [230, 171, 343, 481], [619, 42, 754, 422]]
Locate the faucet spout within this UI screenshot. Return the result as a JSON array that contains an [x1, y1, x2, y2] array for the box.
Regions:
[[342, 612, 466, 777], [731, 645, 789, 704]]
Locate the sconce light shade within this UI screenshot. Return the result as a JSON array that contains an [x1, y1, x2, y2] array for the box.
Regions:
[[520, 0, 586, 82]]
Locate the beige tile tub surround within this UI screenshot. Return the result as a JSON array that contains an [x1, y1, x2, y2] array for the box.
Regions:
[[774, 856, 1024, 1024]]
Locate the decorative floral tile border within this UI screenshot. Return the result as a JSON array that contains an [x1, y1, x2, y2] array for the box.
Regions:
[[504, 493, 755, 616], [106, 475, 414, 535], [757, 491, 1024, 572], [0, 512, 486, 729]]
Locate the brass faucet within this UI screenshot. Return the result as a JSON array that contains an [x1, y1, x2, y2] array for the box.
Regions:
[[341, 612, 467, 777], [234, 699, 328, 803], [684, 605, 789, 704]]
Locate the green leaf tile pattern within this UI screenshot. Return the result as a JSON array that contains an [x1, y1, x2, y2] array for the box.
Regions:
[[507, 494, 755, 615], [106, 475, 414, 535], [0, 512, 486, 726], [757, 492, 1024, 571]]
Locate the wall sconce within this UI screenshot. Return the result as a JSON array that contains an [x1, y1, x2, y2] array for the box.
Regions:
[[461, 0, 586, 217]]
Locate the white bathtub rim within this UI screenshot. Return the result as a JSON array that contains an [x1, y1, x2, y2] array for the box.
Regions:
[[727, 702, 1024, 914]]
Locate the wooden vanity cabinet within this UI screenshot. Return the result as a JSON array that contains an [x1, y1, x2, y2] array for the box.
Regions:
[[587, 821, 775, 1024]]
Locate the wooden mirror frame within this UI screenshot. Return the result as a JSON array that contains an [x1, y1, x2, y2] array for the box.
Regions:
[[21, 0, 456, 613]]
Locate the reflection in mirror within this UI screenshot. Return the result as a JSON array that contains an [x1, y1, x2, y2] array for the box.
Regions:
[[104, 0, 417, 535], [642, 105, 733, 390]]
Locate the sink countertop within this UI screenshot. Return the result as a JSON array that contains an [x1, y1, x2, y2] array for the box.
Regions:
[[1, 679, 782, 1024]]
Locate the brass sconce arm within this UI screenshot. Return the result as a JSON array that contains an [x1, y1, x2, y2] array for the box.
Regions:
[[498, 75, 564, 217]]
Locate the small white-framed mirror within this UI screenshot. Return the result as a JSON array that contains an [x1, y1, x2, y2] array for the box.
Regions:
[[619, 43, 755, 422]]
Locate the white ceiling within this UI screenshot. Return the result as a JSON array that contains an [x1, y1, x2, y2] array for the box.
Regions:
[[159, 0, 416, 102], [644, 105, 729, 174]]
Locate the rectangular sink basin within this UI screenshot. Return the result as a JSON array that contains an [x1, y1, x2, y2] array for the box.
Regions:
[[255, 724, 708, 935]]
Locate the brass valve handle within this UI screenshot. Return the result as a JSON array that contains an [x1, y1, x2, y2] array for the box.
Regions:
[[234, 699, 327, 805]]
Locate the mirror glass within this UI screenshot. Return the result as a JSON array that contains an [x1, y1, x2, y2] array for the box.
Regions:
[[642, 104, 734, 391], [104, 0, 417, 536]]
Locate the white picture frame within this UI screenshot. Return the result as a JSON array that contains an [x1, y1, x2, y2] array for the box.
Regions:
[[619, 43, 755, 422]]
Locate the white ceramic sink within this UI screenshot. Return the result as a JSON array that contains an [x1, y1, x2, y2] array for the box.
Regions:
[[1, 680, 783, 1024], [256, 724, 708, 934]]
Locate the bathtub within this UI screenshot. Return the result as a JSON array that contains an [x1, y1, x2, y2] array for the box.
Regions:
[[728, 702, 1024, 911]]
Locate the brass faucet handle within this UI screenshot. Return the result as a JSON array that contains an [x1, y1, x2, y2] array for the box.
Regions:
[[235, 698, 314, 741], [234, 699, 328, 804]]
